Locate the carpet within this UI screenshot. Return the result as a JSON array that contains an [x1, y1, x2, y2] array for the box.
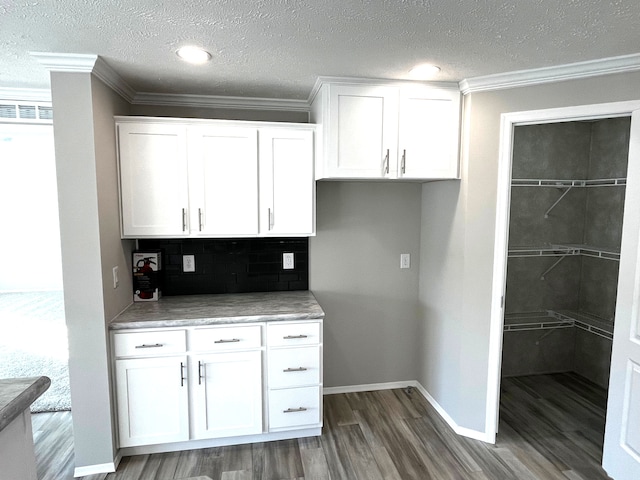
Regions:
[[0, 291, 71, 412]]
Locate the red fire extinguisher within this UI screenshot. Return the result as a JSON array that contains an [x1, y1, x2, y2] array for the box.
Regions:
[[136, 257, 156, 299]]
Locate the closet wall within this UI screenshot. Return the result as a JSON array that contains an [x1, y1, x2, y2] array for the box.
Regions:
[[501, 117, 630, 388]]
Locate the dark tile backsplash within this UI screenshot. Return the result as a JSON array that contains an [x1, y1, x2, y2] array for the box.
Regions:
[[138, 237, 308, 296]]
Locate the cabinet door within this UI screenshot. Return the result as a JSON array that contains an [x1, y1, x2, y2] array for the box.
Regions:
[[188, 126, 259, 236], [327, 84, 399, 178], [117, 122, 189, 237], [191, 351, 263, 439], [397, 87, 460, 179], [115, 356, 189, 447], [259, 129, 314, 236]]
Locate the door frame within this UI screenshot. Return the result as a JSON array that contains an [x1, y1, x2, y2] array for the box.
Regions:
[[487, 99, 640, 441]]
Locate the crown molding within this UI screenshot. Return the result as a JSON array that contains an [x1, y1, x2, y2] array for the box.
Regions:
[[0, 87, 51, 103], [132, 92, 309, 112], [459, 53, 640, 95], [30, 52, 136, 102], [308, 75, 460, 103], [30, 52, 98, 72]]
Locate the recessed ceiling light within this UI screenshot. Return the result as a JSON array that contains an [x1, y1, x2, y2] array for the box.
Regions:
[[176, 46, 211, 64], [409, 63, 441, 79]]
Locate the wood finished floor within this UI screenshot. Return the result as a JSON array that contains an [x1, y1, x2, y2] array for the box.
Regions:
[[34, 373, 613, 480]]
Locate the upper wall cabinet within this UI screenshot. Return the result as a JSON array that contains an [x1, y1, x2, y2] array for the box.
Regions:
[[116, 117, 315, 239], [310, 79, 461, 180], [117, 122, 190, 237]]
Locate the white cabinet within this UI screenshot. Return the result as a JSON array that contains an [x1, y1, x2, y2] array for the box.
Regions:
[[266, 322, 323, 431], [191, 351, 262, 439], [187, 126, 259, 236], [115, 356, 189, 447], [112, 319, 322, 451], [311, 80, 460, 180], [113, 329, 189, 447], [117, 122, 189, 237], [189, 324, 263, 439], [116, 117, 315, 239], [259, 129, 315, 236]]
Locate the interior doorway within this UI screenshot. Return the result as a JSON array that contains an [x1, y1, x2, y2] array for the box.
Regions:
[[499, 116, 629, 477], [488, 101, 640, 480]]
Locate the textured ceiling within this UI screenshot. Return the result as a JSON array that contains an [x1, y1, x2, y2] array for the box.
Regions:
[[1, 0, 639, 100]]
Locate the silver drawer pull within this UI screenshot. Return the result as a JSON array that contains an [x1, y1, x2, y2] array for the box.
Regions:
[[283, 407, 308, 413], [135, 343, 164, 349], [283, 367, 308, 372], [214, 338, 241, 344], [283, 335, 308, 339]]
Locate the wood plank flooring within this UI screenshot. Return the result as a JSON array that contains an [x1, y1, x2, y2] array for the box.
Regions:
[[34, 373, 613, 480]]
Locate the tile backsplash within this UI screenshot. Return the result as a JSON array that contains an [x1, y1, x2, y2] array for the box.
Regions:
[[137, 237, 308, 296]]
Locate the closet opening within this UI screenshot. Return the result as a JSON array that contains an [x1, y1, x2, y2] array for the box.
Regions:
[[498, 116, 630, 477]]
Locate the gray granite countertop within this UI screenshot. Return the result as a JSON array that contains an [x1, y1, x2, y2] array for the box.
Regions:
[[0, 376, 51, 432], [110, 290, 325, 330]]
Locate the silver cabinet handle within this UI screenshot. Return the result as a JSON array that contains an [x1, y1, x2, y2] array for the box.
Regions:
[[180, 362, 186, 387], [198, 360, 204, 385], [283, 407, 308, 413], [198, 208, 203, 231], [283, 367, 308, 372], [283, 335, 308, 339], [268, 208, 274, 230], [214, 338, 241, 344], [182, 208, 187, 231], [384, 149, 390, 174], [135, 343, 164, 349], [401, 149, 406, 174]]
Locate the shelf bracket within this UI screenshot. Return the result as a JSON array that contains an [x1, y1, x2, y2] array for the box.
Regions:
[[540, 255, 568, 280], [544, 186, 573, 218]]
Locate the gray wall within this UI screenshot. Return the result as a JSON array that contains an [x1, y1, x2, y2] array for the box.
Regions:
[[51, 72, 131, 470], [418, 70, 640, 434], [309, 181, 422, 387]]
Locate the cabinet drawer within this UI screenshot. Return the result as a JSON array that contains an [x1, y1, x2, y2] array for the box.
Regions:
[[268, 346, 320, 389], [190, 325, 262, 351], [268, 386, 321, 430], [267, 322, 320, 347], [113, 330, 186, 358]]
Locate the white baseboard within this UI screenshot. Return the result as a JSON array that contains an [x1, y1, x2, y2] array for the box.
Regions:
[[73, 460, 117, 478], [73, 451, 121, 478], [323, 380, 493, 443], [323, 380, 415, 395]]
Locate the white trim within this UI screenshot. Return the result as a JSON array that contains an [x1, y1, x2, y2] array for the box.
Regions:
[[323, 381, 491, 443], [488, 99, 640, 446], [460, 53, 640, 95], [118, 427, 321, 456], [323, 380, 415, 395], [308, 76, 459, 104], [29, 52, 136, 102], [92, 57, 136, 102], [30, 52, 98, 73], [412, 382, 492, 443], [0, 88, 51, 103], [132, 92, 309, 112], [73, 459, 118, 478]]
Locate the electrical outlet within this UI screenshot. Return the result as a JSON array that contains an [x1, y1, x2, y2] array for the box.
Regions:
[[112, 266, 119, 289], [283, 252, 294, 270], [400, 254, 411, 269], [183, 255, 196, 273]]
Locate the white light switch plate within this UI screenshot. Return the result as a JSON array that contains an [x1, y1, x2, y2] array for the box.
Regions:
[[183, 255, 196, 272], [400, 253, 411, 269]]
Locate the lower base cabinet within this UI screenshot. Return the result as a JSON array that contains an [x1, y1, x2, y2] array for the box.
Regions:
[[115, 356, 189, 447], [191, 351, 262, 439], [112, 320, 322, 451]]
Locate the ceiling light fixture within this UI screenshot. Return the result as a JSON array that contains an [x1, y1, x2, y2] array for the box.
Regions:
[[409, 63, 441, 79], [176, 46, 211, 64]]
